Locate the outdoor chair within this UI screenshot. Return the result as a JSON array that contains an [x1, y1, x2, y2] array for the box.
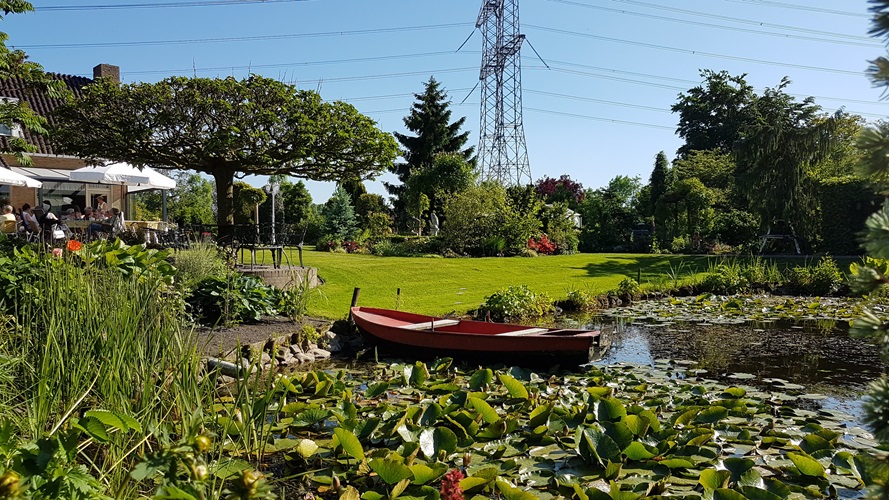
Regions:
[[1, 219, 18, 237]]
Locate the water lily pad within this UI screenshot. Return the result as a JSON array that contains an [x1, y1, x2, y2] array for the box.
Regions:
[[787, 452, 825, 477]]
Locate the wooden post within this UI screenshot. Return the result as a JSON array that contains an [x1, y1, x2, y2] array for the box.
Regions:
[[637, 267, 641, 283], [349, 287, 361, 322], [396, 288, 401, 311]]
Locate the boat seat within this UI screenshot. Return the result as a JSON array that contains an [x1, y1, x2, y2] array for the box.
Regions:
[[498, 328, 549, 336], [400, 319, 461, 330]]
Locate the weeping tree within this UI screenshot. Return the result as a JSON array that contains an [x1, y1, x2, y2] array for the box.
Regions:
[[732, 79, 841, 238], [52, 75, 397, 236], [851, 1, 889, 496]]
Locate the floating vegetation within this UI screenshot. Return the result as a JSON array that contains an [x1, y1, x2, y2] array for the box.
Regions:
[[214, 359, 876, 499], [600, 295, 885, 325]]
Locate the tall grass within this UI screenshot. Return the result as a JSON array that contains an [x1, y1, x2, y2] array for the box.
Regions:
[[0, 259, 213, 495]]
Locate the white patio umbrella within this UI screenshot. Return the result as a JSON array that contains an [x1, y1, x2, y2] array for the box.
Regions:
[[0, 167, 41, 188], [126, 167, 176, 192], [68, 163, 152, 186]]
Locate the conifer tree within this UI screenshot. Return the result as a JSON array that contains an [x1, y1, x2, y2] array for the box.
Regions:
[[387, 77, 475, 212]]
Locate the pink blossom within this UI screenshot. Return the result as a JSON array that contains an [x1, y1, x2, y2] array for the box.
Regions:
[[51, 248, 63, 258]]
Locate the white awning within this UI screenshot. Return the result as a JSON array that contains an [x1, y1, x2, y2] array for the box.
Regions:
[[10, 167, 72, 182]]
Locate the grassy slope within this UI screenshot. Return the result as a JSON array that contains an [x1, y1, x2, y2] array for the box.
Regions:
[[273, 249, 717, 318]]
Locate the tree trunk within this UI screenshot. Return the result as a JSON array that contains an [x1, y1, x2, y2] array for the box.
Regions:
[[214, 169, 236, 245]]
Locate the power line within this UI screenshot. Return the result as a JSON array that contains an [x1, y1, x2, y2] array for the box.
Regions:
[[546, 0, 875, 46], [13, 23, 472, 50], [526, 24, 867, 77], [721, 0, 868, 18], [525, 107, 675, 130], [36, 0, 312, 11], [124, 51, 473, 76]]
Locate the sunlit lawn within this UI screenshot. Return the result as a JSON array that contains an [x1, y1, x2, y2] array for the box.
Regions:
[[238, 248, 851, 319], [240, 247, 723, 318]]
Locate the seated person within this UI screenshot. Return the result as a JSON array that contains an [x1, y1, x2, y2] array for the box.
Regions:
[[88, 207, 125, 238], [20, 203, 37, 233], [61, 208, 76, 221], [1, 205, 16, 222], [83, 207, 95, 220], [0, 205, 17, 234]]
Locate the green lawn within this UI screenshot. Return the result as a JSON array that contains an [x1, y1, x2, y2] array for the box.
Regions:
[[245, 248, 720, 318]]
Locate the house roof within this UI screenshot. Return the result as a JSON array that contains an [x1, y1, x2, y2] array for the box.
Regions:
[[0, 72, 93, 156]]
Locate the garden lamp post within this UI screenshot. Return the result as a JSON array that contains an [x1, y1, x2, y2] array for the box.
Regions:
[[263, 181, 280, 245]]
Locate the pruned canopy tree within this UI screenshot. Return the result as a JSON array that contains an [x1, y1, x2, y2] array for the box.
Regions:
[[52, 75, 397, 230]]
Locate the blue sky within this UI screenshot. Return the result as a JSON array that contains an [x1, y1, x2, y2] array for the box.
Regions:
[[4, 0, 885, 203]]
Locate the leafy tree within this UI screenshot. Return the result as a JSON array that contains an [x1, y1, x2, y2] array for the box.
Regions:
[[441, 182, 539, 256], [0, 1, 68, 166], [648, 151, 670, 217], [402, 152, 477, 217], [355, 193, 388, 229], [577, 176, 643, 252], [733, 79, 841, 237], [321, 186, 358, 241], [671, 70, 756, 158], [809, 113, 866, 180], [340, 178, 367, 209], [132, 171, 216, 225], [52, 75, 397, 233], [534, 174, 585, 207], [388, 77, 474, 213], [538, 202, 579, 254], [656, 177, 715, 251]]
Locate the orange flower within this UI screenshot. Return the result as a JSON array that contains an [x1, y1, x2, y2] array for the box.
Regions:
[[66, 239, 83, 252]]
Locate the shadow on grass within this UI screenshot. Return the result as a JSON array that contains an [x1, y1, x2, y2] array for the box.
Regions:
[[577, 255, 715, 280]]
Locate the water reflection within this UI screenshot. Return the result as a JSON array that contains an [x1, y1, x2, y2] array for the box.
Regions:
[[574, 316, 883, 422]]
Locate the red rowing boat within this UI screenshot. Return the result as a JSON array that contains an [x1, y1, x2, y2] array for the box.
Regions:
[[351, 307, 604, 365]]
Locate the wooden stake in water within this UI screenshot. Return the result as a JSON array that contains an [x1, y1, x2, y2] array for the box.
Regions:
[[349, 287, 361, 323]]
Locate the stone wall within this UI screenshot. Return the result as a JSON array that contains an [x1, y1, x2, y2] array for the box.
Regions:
[[238, 265, 319, 289]]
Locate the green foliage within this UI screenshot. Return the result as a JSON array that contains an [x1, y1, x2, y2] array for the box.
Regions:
[[614, 278, 641, 302], [700, 262, 749, 295], [648, 151, 670, 221], [53, 74, 397, 227], [816, 176, 879, 255], [232, 182, 267, 225], [187, 274, 277, 325], [475, 285, 553, 322], [578, 176, 644, 252], [0, 2, 70, 167], [538, 202, 580, 254], [136, 171, 216, 225], [173, 242, 229, 292], [783, 257, 845, 296], [388, 77, 475, 216], [322, 186, 359, 242], [442, 182, 540, 256]]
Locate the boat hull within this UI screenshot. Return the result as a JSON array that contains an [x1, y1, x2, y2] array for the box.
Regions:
[[351, 307, 602, 366]]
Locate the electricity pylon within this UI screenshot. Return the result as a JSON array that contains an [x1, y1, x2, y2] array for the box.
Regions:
[[476, 0, 531, 186]]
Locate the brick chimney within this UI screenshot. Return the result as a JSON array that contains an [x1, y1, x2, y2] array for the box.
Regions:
[[92, 64, 120, 83]]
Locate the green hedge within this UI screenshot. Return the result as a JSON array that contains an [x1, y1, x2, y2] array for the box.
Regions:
[[816, 176, 880, 256]]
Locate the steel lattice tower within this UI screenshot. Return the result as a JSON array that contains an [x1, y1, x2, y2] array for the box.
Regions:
[[476, 0, 531, 186]]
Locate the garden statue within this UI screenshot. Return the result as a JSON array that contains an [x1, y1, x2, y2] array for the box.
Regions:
[[429, 212, 440, 236]]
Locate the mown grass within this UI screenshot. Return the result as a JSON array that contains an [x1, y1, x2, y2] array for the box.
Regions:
[[238, 248, 858, 319], [239, 248, 714, 318]]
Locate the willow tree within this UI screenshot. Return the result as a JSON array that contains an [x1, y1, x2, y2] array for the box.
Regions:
[[732, 78, 840, 236], [52, 75, 397, 232]]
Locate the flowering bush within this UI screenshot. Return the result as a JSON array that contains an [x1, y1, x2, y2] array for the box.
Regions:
[[476, 285, 554, 322], [527, 234, 556, 255], [341, 240, 361, 253]]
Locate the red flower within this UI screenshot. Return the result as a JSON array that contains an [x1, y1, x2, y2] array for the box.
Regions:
[[440, 469, 464, 500], [67, 239, 83, 252]]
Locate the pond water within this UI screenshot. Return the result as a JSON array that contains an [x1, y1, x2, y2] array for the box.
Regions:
[[576, 317, 884, 424]]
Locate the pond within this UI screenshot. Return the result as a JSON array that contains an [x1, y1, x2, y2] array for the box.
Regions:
[[559, 313, 884, 426]]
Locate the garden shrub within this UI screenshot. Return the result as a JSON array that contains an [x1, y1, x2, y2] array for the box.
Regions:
[[785, 257, 845, 296], [816, 176, 880, 255], [699, 263, 748, 294], [476, 285, 553, 322], [173, 242, 228, 291], [558, 287, 602, 312], [527, 234, 556, 255], [187, 274, 277, 325], [614, 278, 642, 302], [670, 235, 690, 254]]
